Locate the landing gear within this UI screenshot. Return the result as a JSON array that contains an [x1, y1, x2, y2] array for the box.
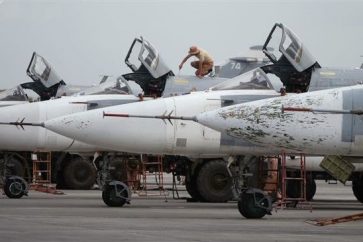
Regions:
[[196, 160, 233, 202], [237, 189, 272, 219], [102, 181, 131, 207], [63, 157, 96, 189], [228, 156, 273, 219], [3, 176, 28, 199]]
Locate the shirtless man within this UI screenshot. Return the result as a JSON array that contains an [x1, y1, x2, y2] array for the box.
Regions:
[[179, 46, 214, 78]]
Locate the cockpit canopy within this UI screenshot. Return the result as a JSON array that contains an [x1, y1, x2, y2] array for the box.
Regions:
[[125, 37, 171, 79], [0, 86, 28, 101], [73, 77, 143, 96], [122, 36, 173, 96], [26, 52, 64, 88], [263, 23, 317, 72], [210, 68, 276, 91], [261, 23, 320, 93]]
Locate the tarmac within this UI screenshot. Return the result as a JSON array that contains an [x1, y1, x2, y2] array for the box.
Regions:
[[0, 180, 362, 242]]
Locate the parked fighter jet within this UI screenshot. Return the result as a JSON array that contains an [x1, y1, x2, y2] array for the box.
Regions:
[[31, 23, 363, 219]]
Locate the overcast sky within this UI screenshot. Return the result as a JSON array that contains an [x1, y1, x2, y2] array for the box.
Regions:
[[0, 0, 362, 88]]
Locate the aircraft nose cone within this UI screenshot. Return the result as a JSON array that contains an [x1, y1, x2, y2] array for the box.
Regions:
[[196, 109, 227, 133], [44, 98, 172, 154], [45, 113, 94, 139], [198, 103, 257, 134]]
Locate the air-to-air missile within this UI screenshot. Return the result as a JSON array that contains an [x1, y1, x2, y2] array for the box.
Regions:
[[25, 23, 363, 219]]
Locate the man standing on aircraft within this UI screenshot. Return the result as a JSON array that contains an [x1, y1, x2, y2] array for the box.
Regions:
[[179, 46, 214, 78]]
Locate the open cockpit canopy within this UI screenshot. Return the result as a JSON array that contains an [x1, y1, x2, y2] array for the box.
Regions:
[[122, 37, 173, 97], [261, 23, 320, 93]]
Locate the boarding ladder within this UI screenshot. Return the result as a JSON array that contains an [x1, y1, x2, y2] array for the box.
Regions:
[[31, 152, 63, 194], [137, 155, 168, 200], [278, 153, 310, 209], [32, 152, 52, 184]]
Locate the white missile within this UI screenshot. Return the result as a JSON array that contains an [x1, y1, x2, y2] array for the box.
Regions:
[[195, 85, 363, 156]]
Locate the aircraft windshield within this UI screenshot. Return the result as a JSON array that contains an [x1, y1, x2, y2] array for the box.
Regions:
[[282, 28, 302, 64], [27, 52, 63, 88], [210, 68, 274, 91], [263, 26, 283, 63], [125, 37, 171, 79], [263, 23, 317, 72], [141, 39, 159, 70], [0, 86, 28, 101], [74, 79, 130, 96]]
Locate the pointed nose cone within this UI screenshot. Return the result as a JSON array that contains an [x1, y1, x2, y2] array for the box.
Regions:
[[196, 104, 258, 139], [196, 109, 228, 133], [197, 86, 354, 155], [44, 98, 173, 154]]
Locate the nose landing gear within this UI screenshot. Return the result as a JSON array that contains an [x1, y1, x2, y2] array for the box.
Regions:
[[3, 176, 28, 199], [238, 188, 272, 219], [228, 156, 272, 219], [102, 181, 131, 207]]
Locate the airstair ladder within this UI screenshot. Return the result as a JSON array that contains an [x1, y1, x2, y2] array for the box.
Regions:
[[279, 153, 311, 210], [138, 155, 168, 200], [31, 152, 63, 194]]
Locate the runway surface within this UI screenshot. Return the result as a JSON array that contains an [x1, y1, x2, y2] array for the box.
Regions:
[[0, 181, 362, 242]]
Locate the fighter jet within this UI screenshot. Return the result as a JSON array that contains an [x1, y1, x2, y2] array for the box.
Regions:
[[31, 23, 363, 219]]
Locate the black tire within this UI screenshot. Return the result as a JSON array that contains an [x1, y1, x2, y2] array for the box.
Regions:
[[238, 192, 268, 219], [63, 157, 96, 190], [286, 176, 316, 201], [196, 160, 233, 202], [352, 177, 363, 203], [4, 177, 27, 199], [102, 184, 128, 207]]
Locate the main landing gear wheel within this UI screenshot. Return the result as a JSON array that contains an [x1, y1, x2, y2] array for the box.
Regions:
[[3, 176, 28, 199], [237, 189, 272, 219], [196, 160, 233, 202], [64, 157, 96, 190], [102, 181, 131, 207]]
